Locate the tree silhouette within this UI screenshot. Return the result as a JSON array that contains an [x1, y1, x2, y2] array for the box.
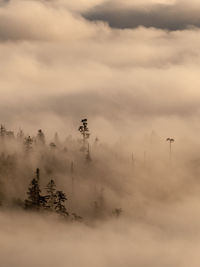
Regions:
[[79, 118, 92, 161], [25, 178, 42, 210], [37, 129, 45, 145], [0, 125, 6, 138], [55, 190, 69, 216], [71, 213, 82, 221], [166, 137, 175, 160], [112, 208, 122, 218], [78, 118, 90, 151], [25, 169, 46, 210], [24, 136, 33, 152], [45, 179, 57, 211]]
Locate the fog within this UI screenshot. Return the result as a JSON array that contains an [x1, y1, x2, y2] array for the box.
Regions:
[[1, 208, 200, 267], [1, 0, 200, 266]]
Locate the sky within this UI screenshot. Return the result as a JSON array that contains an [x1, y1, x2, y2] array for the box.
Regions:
[[0, 0, 200, 141]]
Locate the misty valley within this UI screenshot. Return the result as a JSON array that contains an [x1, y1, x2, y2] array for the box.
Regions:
[[1, 118, 200, 267], [2, 0, 200, 265]]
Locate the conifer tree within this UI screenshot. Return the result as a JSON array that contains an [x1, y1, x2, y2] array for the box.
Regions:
[[37, 129, 45, 145], [0, 125, 6, 137], [55, 190, 69, 216], [24, 136, 33, 152], [112, 208, 122, 218], [78, 118, 90, 152], [25, 178, 41, 210], [79, 118, 92, 161], [25, 169, 46, 210], [45, 179, 57, 211]]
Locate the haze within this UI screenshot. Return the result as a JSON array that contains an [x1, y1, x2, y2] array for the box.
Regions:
[[1, 0, 200, 266]]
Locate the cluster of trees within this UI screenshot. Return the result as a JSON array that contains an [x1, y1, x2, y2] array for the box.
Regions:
[[0, 119, 124, 221], [0, 120, 92, 162], [25, 168, 82, 221]]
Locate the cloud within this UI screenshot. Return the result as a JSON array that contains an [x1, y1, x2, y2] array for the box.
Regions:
[[0, 0, 103, 41], [83, 0, 200, 30], [0, 0, 200, 140]]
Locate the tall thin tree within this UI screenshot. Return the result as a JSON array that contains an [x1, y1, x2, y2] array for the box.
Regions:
[[166, 138, 175, 161]]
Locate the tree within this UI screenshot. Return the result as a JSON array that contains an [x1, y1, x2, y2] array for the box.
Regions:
[[45, 179, 57, 211], [0, 125, 6, 137], [37, 129, 45, 145], [55, 190, 69, 216], [78, 118, 92, 161], [112, 208, 122, 218], [25, 169, 46, 210], [71, 213, 82, 221], [78, 118, 90, 151], [25, 178, 42, 210], [24, 136, 33, 152], [166, 137, 175, 160]]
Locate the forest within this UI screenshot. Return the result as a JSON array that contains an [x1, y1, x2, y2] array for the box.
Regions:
[[0, 118, 126, 222], [0, 116, 199, 226]]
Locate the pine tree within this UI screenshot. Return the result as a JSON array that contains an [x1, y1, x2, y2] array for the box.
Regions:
[[0, 125, 6, 137], [78, 118, 90, 153], [25, 178, 41, 210], [24, 136, 33, 152], [55, 190, 69, 216], [25, 170, 47, 211], [37, 129, 45, 145], [45, 179, 57, 211]]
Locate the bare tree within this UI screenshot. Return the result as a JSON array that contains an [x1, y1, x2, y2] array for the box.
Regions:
[[166, 138, 175, 160]]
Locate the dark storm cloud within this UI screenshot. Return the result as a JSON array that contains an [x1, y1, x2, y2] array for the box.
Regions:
[[83, 1, 200, 30]]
